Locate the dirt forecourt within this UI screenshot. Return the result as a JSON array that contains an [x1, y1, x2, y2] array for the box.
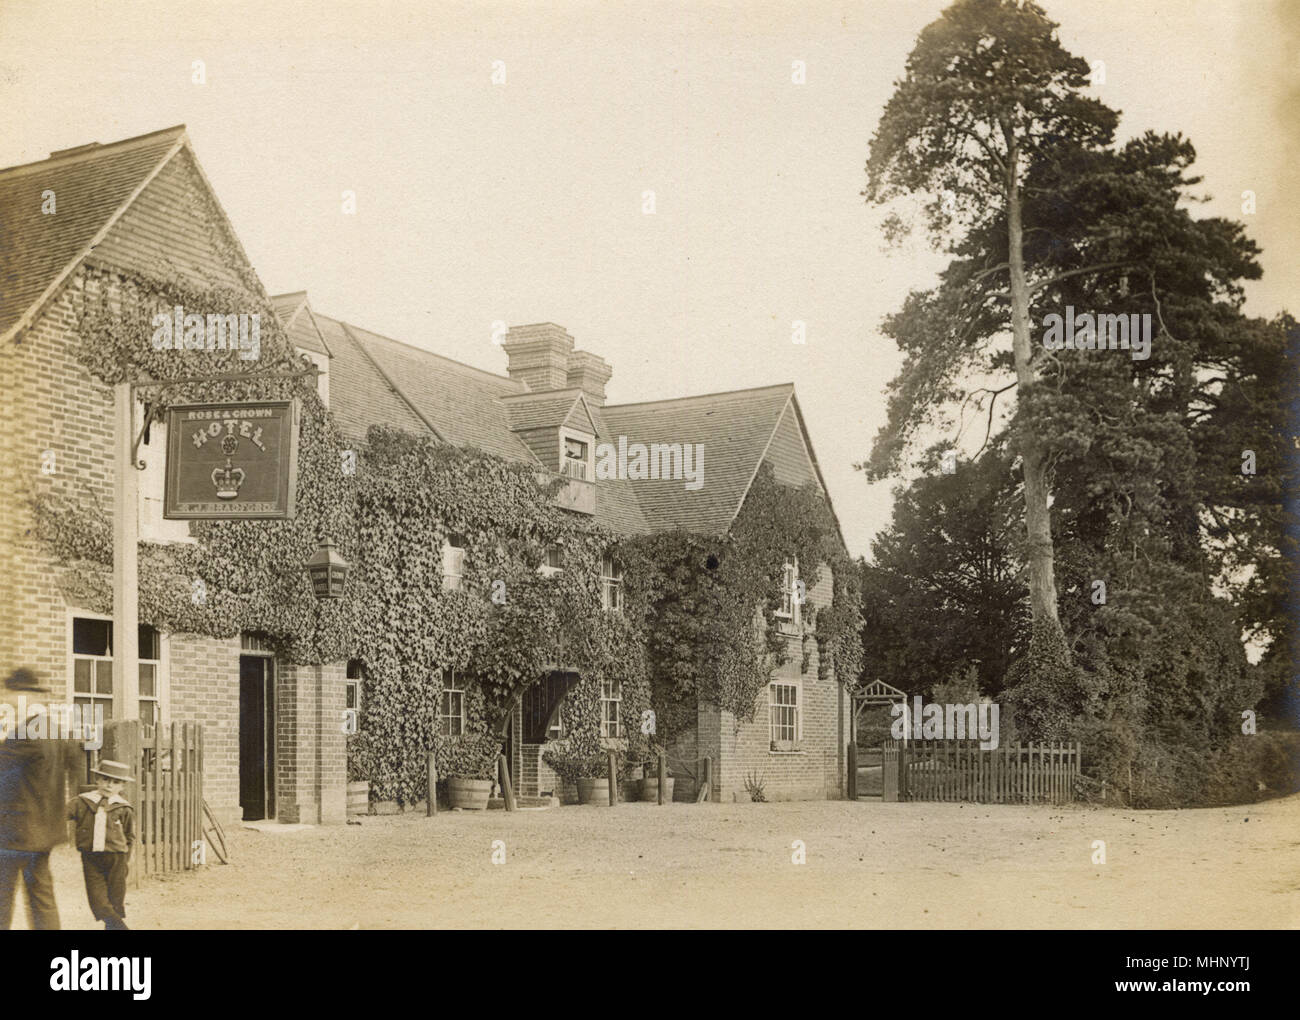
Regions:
[[22, 794, 1300, 929]]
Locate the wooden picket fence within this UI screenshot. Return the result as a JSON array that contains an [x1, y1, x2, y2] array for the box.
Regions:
[[90, 720, 205, 888], [882, 739, 1080, 804]]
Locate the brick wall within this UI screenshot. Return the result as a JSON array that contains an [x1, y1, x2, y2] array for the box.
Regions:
[[276, 660, 348, 824], [169, 633, 241, 827], [698, 562, 848, 803]]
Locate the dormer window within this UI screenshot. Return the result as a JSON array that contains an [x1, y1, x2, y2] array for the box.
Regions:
[[562, 436, 589, 480], [442, 533, 466, 590]]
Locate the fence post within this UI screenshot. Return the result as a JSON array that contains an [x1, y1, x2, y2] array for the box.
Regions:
[[426, 751, 438, 817], [696, 753, 717, 800], [657, 751, 667, 805], [847, 741, 857, 799], [499, 754, 516, 812], [607, 750, 618, 806]]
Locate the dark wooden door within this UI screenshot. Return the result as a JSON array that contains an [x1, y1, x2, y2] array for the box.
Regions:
[[239, 655, 275, 820]]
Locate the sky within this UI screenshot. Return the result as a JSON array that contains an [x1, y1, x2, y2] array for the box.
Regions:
[[2, 0, 1295, 558]]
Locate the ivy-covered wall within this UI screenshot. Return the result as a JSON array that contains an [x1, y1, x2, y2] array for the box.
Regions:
[[33, 269, 863, 808]]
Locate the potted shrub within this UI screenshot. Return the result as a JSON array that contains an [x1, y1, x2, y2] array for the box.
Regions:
[[346, 731, 372, 815], [575, 755, 610, 805], [443, 733, 502, 810], [640, 744, 674, 802], [541, 745, 585, 805]]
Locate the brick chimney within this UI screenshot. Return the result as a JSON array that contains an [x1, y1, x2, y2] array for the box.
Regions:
[[566, 350, 613, 406], [502, 323, 574, 392]]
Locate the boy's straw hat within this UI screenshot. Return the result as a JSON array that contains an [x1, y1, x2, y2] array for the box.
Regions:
[[92, 760, 134, 783]]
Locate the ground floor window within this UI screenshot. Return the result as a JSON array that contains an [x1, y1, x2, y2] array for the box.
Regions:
[[769, 681, 800, 749], [439, 670, 465, 737], [600, 679, 622, 738], [71, 617, 162, 725], [345, 660, 363, 732]]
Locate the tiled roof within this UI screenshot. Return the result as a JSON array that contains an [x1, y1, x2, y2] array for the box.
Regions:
[[271, 291, 330, 356], [0, 126, 186, 340], [599, 384, 796, 535], [311, 313, 431, 441], [500, 390, 599, 435], [274, 293, 808, 538], [330, 319, 533, 462]]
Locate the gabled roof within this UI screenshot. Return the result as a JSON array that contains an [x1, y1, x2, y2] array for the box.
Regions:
[[500, 389, 600, 436], [0, 125, 188, 341], [599, 384, 799, 536], [271, 291, 331, 356]]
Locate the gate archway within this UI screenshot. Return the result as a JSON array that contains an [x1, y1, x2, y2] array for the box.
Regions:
[[848, 679, 907, 800]]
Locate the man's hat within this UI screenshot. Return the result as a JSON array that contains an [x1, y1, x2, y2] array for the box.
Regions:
[[5, 668, 49, 693], [92, 760, 134, 783]]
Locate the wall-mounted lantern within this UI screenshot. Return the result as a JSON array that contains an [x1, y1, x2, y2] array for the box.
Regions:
[[306, 539, 350, 600]]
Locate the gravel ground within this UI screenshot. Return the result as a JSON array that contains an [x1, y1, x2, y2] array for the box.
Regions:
[[17, 793, 1300, 929]]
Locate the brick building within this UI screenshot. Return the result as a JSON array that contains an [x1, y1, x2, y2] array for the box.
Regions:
[[0, 126, 851, 825]]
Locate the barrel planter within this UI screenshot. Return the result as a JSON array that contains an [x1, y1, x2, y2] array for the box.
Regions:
[[346, 781, 371, 815], [447, 777, 493, 810], [576, 777, 609, 804], [640, 777, 674, 802], [556, 780, 580, 805]]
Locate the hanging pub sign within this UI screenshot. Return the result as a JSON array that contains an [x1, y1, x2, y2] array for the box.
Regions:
[[163, 400, 300, 519]]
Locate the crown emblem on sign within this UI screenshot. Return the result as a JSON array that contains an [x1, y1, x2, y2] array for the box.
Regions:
[[211, 457, 246, 500]]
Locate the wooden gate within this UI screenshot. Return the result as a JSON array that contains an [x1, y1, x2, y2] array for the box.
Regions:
[[93, 720, 205, 887], [881, 741, 901, 801]]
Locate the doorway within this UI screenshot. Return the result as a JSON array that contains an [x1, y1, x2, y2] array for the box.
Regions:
[[239, 654, 276, 820]]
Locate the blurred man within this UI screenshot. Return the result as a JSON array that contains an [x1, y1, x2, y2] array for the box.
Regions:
[[0, 668, 85, 930]]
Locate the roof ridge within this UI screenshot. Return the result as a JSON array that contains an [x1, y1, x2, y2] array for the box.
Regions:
[[314, 313, 523, 388], [603, 381, 794, 410], [498, 388, 584, 402], [0, 124, 187, 177]]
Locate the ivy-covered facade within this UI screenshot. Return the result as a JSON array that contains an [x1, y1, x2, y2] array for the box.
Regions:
[[0, 126, 862, 826]]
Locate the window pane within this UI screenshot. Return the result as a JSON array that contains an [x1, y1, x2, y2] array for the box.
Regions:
[[138, 625, 159, 660], [140, 701, 156, 726], [96, 660, 113, 695], [74, 659, 92, 693], [73, 618, 111, 656], [345, 682, 357, 710], [138, 663, 156, 698]]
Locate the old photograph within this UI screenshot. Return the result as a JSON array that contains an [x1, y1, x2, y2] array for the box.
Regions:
[[0, 0, 1296, 972]]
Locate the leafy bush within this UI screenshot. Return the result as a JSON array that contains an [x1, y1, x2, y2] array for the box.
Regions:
[[437, 732, 502, 780], [542, 744, 621, 782]]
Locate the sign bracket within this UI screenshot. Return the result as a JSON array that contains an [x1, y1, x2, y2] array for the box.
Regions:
[[128, 366, 322, 470]]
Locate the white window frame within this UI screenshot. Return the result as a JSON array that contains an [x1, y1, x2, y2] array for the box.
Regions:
[[67, 610, 168, 729], [776, 558, 801, 626], [345, 661, 363, 717], [558, 427, 593, 481], [439, 670, 466, 737], [768, 679, 801, 750], [600, 679, 623, 739], [441, 533, 466, 591], [600, 553, 623, 613]]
